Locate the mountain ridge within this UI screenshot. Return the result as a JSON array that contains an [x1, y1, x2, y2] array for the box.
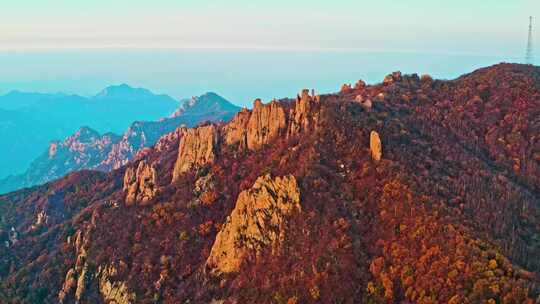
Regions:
[[94, 84, 158, 100], [0, 63, 538, 303], [0, 92, 240, 194]]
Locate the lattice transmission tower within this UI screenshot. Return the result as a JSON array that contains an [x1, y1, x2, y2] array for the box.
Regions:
[[526, 16, 534, 64]]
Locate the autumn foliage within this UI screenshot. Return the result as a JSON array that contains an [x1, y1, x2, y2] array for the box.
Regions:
[[0, 63, 539, 303]]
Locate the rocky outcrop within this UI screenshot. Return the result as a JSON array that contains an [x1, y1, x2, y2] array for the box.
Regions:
[[355, 80, 366, 90], [154, 128, 184, 153], [355, 95, 372, 110], [30, 210, 49, 230], [187, 172, 217, 207], [223, 99, 287, 150], [172, 125, 218, 181], [288, 89, 321, 136], [340, 83, 353, 93], [97, 118, 185, 172], [59, 229, 91, 303], [123, 160, 158, 205], [58, 210, 101, 304], [223, 108, 251, 148], [98, 264, 136, 304], [206, 174, 301, 274], [58, 209, 135, 304], [370, 131, 382, 161], [75, 264, 88, 301], [59, 268, 77, 303], [383, 71, 403, 85], [246, 99, 287, 150], [223, 90, 321, 152]]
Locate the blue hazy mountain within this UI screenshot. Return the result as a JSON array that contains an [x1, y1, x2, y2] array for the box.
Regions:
[[0, 91, 70, 110], [0, 92, 240, 194], [0, 84, 180, 179]]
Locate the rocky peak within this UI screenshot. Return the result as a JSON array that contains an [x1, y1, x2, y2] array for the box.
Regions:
[[154, 128, 184, 153], [94, 84, 154, 100], [288, 89, 321, 135], [58, 127, 119, 157], [222, 90, 321, 153], [246, 99, 287, 150], [383, 71, 403, 85], [66, 127, 104, 145], [206, 174, 301, 274], [355, 80, 367, 90], [221, 98, 287, 151], [168, 90, 324, 178], [172, 125, 218, 182], [123, 160, 158, 205], [340, 83, 353, 93], [169, 90, 322, 178], [223, 108, 251, 148], [172, 92, 240, 118]]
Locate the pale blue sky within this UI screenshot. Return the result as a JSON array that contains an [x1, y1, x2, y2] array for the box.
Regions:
[[1, 0, 538, 55]]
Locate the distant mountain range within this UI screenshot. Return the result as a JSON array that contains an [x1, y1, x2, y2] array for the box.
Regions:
[[0, 92, 240, 194], [0, 84, 179, 179]]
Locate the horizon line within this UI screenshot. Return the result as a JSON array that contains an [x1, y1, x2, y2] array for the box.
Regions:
[[0, 44, 523, 58]]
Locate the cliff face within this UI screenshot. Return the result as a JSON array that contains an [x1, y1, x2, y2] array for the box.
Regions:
[[223, 89, 321, 151], [206, 174, 300, 274], [123, 160, 158, 205], [222, 99, 287, 151], [0, 64, 539, 304], [172, 125, 218, 181], [58, 211, 135, 304], [58, 213, 98, 303], [246, 99, 287, 150], [288, 89, 321, 135], [172, 90, 322, 180]]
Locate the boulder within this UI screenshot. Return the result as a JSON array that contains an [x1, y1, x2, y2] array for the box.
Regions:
[[206, 174, 301, 274]]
